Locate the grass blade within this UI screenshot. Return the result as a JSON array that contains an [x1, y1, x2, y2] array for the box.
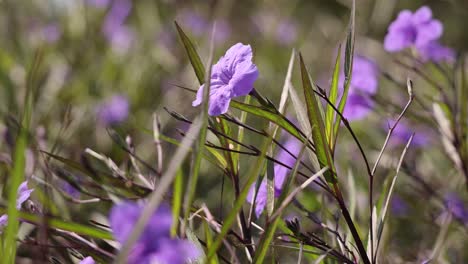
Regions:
[[332, 0, 355, 149], [326, 45, 342, 149], [175, 21, 205, 84], [299, 53, 337, 183]]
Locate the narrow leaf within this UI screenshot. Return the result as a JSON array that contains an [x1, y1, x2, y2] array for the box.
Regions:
[[299, 53, 337, 183]]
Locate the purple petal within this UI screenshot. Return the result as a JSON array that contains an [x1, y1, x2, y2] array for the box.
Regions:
[[17, 181, 33, 209], [384, 30, 414, 52], [151, 239, 201, 264], [97, 95, 129, 125], [230, 60, 258, 97], [343, 93, 374, 121], [247, 180, 268, 217], [411, 6, 433, 24], [207, 88, 232, 116], [79, 256, 96, 264], [418, 41, 455, 63], [0, 215, 8, 229], [109, 201, 144, 244], [415, 20, 443, 47]]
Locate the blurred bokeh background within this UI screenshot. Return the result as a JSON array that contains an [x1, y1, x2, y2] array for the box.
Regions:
[[1, 0, 468, 262]]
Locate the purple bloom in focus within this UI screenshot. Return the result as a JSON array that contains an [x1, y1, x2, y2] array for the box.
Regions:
[[79, 256, 95, 264], [418, 41, 455, 63], [276, 20, 297, 45], [384, 6, 443, 52], [444, 193, 468, 223], [109, 201, 200, 264], [193, 43, 259, 116], [247, 138, 302, 217], [391, 195, 408, 217], [0, 181, 34, 230], [97, 95, 129, 126]]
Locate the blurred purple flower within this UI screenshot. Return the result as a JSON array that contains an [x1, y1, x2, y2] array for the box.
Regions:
[[109, 201, 200, 264], [0, 181, 34, 230], [247, 138, 302, 217], [388, 120, 429, 147], [384, 6, 443, 52], [42, 24, 61, 43], [62, 181, 80, 199], [0, 215, 7, 228], [178, 11, 208, 36], [79, 256, 95, 264], [193, 43, 259, 116], [444, 193, 468, 223], [338, 55, 379, 121], [418, 41, 455, 63], [86, 0, 110, 8], [275, 20, 297, 45], [97, 95, 129, 126], [343, 93, 375, 121], [391, 195, 408, 217], [102, 0, 134, 53], [214, 20, 231, 44]]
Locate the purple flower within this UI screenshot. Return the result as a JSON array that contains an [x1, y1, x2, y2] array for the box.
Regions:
[[275, 20, 298, 46], [384, 6, 443, 52], [42, 24, 61, 43], [0, 181, 34, 230], [79, 256, 95, 264], [62, 181, 80, 199], [444, 193, 468, 223], [390, 195, 408, 217], [109, 201, 200, 264], [344, 56, 380, 95], [97, 95, 129, 126], [418, 41, 455, 63], [247, 138, 302, 217], [0, 215, 8, 228], [338, 55, 379, 121], [193, 43, 259, 116], [17, 181, 34, 210], [387, 120, 429, 147], [178, 11, 208, 37], [102, 0, 134, 53], [214, 20, 231, 44], [343, 93, 374, 121]]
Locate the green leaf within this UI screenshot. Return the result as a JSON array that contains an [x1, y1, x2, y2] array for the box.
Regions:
[[326, 44, 342, 149], [0, 208, 113, 240], [299, 53, 337, 183], [333, 0, 355, 149], [3, 49, 43, 263], [171, 169, 183, 237], [230, 100, 306, 143], [175, 21, 205, 84]]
